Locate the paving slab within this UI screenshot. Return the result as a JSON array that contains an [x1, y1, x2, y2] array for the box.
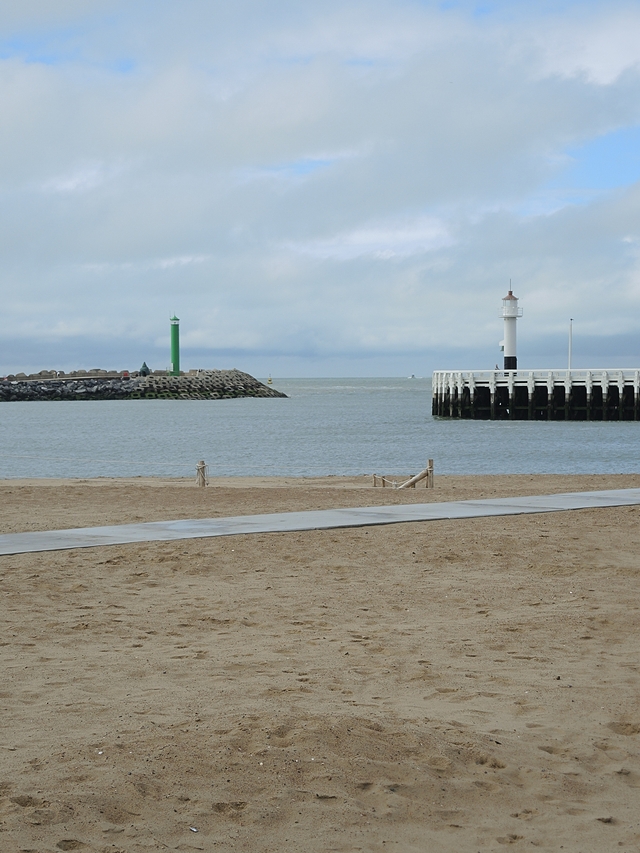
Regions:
[[1, 488, 639, 557]]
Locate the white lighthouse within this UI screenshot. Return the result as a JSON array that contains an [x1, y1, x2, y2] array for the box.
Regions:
[[500, 289, 522, 371]]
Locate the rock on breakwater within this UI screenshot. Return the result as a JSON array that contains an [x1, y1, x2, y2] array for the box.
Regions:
[[0, 369, 287, 401]]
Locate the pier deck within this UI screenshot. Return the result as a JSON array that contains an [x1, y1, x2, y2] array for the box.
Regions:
[[432, 369, 640, 420]]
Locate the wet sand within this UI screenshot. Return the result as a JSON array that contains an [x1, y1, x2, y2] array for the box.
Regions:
[[1, 474, 640, 852]]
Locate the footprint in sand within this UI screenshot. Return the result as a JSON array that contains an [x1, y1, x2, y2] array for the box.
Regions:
[[608, 721, 640, 735], [11, 795, 49, 808], [511, 809, 539, 820]]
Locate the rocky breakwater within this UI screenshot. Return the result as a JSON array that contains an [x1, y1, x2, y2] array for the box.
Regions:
[[134, 369, 287, 400], [0, 369, 287, 401]]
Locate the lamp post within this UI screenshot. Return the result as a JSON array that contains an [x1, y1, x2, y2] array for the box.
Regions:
[[568, 318, 573, 371]]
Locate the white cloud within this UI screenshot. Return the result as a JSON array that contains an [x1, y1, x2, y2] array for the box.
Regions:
[[533, 7, 640, 85], [40, 161, 124, 193], [236, 147, 367, 184], [155, 255, 207, 269], [79, 255, 208, 272], [287, 216, 454, 260]]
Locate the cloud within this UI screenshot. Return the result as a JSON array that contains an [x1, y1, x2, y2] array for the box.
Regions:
[[40, 160, 127, 193], [236, 148, 365, 184], [287, 216, 454, 259], [79, 255, 208, 272], [533, 5, 640, 85], [1, 0, 640, 375]]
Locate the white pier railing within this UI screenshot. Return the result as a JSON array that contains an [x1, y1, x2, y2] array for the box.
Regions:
[[432, 369, 640, 421]]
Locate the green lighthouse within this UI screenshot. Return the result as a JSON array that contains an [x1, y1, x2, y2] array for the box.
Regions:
[[170, 315, 180, 376]]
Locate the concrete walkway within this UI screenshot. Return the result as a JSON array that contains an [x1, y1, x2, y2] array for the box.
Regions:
[[1, 488, 639, 557]]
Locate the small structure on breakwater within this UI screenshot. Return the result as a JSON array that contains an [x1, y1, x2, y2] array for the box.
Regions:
[[0, 369, 286, 402], [433, 289, 640, 420]]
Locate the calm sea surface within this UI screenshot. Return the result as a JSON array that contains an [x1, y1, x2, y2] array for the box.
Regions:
[[0, 377, 638, 479]]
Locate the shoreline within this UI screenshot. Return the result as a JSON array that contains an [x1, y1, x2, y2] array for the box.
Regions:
[[3, 470, 640, 485], [2, 469, 640, 489], [2, 473, 640, 536]]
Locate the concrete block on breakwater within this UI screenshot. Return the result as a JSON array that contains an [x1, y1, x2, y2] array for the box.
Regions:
[[0, 369, 287, 402]]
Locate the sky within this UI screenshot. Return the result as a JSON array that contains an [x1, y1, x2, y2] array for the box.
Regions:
[[1, 0, 640, 377]]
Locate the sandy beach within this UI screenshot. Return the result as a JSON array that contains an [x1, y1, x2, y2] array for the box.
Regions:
[[1, 473, 640, 852]]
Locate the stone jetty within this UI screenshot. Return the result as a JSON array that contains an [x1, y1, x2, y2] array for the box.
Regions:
[[0, 369, 287, 402]]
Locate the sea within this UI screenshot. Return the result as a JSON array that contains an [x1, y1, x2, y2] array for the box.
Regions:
[[0, 377, 638, 479]]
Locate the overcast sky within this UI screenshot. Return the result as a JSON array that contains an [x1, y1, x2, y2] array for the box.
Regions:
[[1, 0, 640, 376]]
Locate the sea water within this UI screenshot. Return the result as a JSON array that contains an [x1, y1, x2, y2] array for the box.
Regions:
[[0, 377, 638, 479]]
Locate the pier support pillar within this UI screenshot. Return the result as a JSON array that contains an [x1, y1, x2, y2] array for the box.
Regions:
[[508, 375, 515, 420], [546, 373, 554, 421], [564, 374, 572, 420], [489, 374, 496, 420], [618, 376, 625, 421]]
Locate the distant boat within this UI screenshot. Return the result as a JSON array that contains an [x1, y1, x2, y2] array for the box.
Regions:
[[267, 375, 273, 385], [408, 374, 416, 379]]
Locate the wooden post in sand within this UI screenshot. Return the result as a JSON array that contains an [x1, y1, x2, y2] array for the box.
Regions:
[[397, 460, 434, 490], [196, 460, 208, 487]]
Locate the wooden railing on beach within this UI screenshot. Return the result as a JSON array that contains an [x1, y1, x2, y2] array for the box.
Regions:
[[373, 460, 434, 489]]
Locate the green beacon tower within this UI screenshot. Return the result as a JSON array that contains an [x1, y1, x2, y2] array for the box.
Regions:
[[170, 315, 180, 376]]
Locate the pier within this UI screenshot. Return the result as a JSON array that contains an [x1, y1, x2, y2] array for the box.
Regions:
[[432, 369, 640, 420]]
